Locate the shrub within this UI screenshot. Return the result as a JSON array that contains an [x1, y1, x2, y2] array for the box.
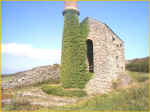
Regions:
[[41, 85, 87, 97], [60, 9, 91, 89], [126, 59, 149, 73]]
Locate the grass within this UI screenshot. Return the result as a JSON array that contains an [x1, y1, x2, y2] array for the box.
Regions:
[[40, 71, 149, 111], [33, 78, 60, 87], [2, 97, 42, 111], [127, 71, 149, 83], [41, 85, 87, 97], [53, 81, 149, 111], [3, 71, 149, 112]]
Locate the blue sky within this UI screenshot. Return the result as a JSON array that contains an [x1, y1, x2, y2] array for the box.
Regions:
[[1, 1, 149, 74]]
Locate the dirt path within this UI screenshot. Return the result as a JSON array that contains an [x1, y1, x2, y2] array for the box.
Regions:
[[15, 87, 81, 107]]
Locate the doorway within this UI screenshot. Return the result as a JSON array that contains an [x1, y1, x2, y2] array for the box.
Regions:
[[86, 39, 94, 73]]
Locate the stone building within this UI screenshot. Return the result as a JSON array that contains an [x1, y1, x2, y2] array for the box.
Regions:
[[85, 17, 125, 94], [63, 1, 125, 94]]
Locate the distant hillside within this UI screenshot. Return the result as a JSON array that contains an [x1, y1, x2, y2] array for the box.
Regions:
[[126, 57, 149, 72], [2, 64, 60, 89]]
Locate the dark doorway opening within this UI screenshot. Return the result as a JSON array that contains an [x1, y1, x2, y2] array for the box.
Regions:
[[87, 39, 94, 73]]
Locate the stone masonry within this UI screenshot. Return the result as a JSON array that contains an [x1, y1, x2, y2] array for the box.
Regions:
[[85, 17, 125, 94]]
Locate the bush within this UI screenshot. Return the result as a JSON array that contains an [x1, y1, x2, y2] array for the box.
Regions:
[[41, 85, 87, 97], [60, 9, 91, 89], [126, 60, 149, 73]]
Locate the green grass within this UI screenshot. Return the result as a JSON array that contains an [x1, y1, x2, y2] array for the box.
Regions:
[[54, 81, 149, 111], [33, 79, 60, 87], [41, 85, 87, 97], [3, 71, 149, 112], [42, 71, 149, 111], [128, 71, 149, 83]]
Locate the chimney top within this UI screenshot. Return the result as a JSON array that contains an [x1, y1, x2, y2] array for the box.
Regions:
[[63, 1, 79, 15], [64, 1, 78, 11]]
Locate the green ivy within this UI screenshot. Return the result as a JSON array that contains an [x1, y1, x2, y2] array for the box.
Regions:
[[80, 17, 89, 41], [60, 10, 91, 89]]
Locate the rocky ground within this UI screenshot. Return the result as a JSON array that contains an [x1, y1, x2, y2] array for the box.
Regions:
[[4, 86, 80, 107], [2, 64, 60, 89], [2, 64, 83, 110], [2, 83, 88, 112]]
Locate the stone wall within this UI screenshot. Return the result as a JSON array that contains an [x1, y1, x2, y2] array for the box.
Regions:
[[85, 18, 125, 94]]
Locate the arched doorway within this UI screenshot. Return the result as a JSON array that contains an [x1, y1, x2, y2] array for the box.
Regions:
[[86, 39, 94, 73]]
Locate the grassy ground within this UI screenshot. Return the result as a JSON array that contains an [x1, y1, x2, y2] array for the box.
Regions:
[[127, 71, 149, 83], [41, 85, 87, 97], [40, 71, 149, 111], [2, 71, 150, 112], [54, 81, 149, 111]]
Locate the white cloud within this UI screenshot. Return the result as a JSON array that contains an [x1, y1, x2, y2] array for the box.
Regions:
[[2, 43, 61, 63]]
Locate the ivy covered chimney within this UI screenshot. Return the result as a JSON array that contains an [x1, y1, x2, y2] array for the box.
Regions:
[[60, 1, 89, 89]]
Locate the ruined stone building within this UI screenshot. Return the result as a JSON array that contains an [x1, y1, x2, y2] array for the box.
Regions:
[[85, 18, 125, 94], [62, 1, 125, 94]]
